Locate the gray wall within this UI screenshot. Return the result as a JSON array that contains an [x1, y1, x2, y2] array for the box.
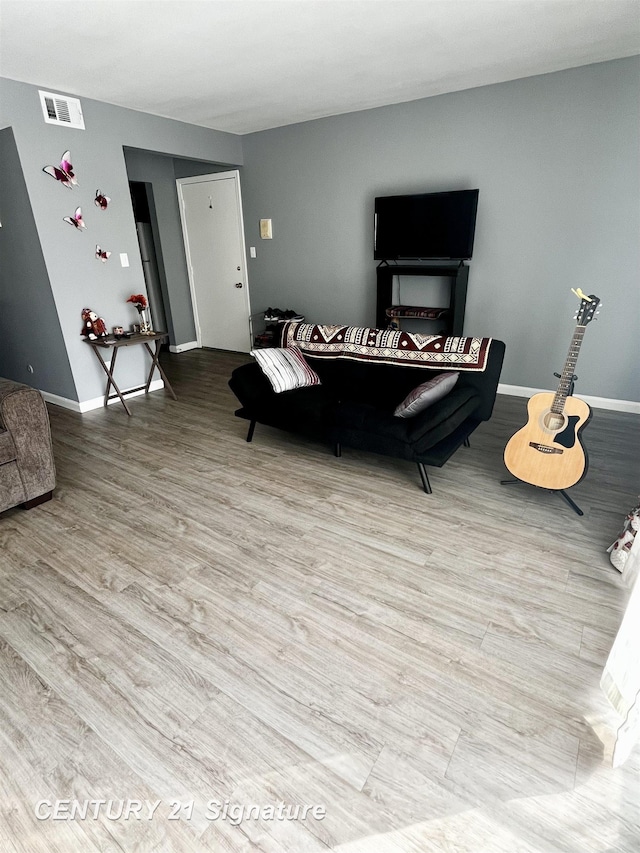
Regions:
[[0, 127, 76, 397], [240, 58, 640, 402], [0, 77, 242, 403], [1, 60, 638, 404]]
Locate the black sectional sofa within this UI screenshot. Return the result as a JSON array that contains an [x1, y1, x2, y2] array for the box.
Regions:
[[229, 323, 505, 493]]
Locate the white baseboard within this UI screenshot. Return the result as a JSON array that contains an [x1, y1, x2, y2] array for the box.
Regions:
[[498, 384, 640, 414], [42, 379, 165, 413], [40, 391, 82, 412], [169, 341, 198, 354], [40, 380, 640, 416]]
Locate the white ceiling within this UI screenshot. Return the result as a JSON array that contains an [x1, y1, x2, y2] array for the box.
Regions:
[[1, 0, 639, 134]]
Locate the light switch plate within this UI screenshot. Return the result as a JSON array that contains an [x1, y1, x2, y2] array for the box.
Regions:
[[259, 219, 272, 239], [249, 246, 257, 258], [120, 253, 129, 267]]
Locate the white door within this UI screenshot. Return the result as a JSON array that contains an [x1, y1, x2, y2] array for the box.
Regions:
[[178, 171, 251, 352]]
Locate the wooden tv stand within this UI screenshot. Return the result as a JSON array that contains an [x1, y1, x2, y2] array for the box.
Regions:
[[376, 261, 469, 335]]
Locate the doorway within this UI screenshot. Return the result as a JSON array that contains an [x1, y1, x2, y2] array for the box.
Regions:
[[129, 181, 169, 338], [177, 171, 252, 352]]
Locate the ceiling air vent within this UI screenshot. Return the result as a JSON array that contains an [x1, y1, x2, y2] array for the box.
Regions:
[[38, 90, 85, 130]]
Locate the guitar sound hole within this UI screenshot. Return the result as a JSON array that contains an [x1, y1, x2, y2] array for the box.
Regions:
[[543, 411, 565, 432]]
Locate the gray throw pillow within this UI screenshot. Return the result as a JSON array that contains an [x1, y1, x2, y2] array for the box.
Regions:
[[394, 371, 459, 418]]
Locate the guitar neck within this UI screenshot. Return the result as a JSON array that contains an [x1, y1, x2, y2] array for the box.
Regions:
[[551, 324, 586, 414]]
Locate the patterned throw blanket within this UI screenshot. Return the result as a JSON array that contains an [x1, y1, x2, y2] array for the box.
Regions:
[[281, 322, 493, 372]]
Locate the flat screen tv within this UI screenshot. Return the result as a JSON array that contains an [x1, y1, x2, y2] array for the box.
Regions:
[[374, 189, 479, 261]]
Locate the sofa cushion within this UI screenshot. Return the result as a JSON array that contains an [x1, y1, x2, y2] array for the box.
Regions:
[[229, 362, 338, 441], [333, 386, 481, 461], [307, 357, 444, 410], [251, 347, 321, 393], [394, 371, 459, 418], [0, 430, 17, 465], [238, 384, 337, 442]]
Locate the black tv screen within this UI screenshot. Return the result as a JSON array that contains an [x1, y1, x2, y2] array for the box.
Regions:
[[374, 189, 479, 260]]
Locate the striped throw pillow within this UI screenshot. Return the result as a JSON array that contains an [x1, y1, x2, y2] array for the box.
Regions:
[[251, 347, 321, 394]]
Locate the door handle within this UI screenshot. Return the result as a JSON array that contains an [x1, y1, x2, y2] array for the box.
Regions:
[[235, 282, 243, 288]]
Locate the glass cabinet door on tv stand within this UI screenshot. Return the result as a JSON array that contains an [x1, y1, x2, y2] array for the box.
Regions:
[[375, 261, 469, 336]]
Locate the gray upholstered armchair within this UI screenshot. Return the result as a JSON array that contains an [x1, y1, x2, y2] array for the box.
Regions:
[[0, 378, 56, 513]]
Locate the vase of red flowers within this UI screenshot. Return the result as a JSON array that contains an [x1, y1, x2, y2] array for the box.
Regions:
[[127, 294, 152, 334]]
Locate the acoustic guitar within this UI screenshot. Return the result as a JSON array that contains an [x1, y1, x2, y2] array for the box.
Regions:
[[504, 289, 600, 491]]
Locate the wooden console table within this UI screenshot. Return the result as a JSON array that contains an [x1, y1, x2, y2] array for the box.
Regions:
[[84, 331, 177, 416]]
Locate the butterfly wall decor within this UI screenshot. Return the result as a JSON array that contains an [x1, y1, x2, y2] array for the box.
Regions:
[[95, 245, 111, 262], [43, 151, 77, 188], [94, 190, 110, 210], [63, 207, 86, 230]]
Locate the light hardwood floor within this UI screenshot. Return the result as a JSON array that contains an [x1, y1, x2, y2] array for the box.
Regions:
[[1, 348, 638, 853]]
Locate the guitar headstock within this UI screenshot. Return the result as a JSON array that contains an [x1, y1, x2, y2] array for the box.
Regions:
[[572, 288, 601, 326]]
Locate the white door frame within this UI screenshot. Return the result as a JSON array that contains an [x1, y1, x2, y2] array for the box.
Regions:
[[177, 169, 252, 351]]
